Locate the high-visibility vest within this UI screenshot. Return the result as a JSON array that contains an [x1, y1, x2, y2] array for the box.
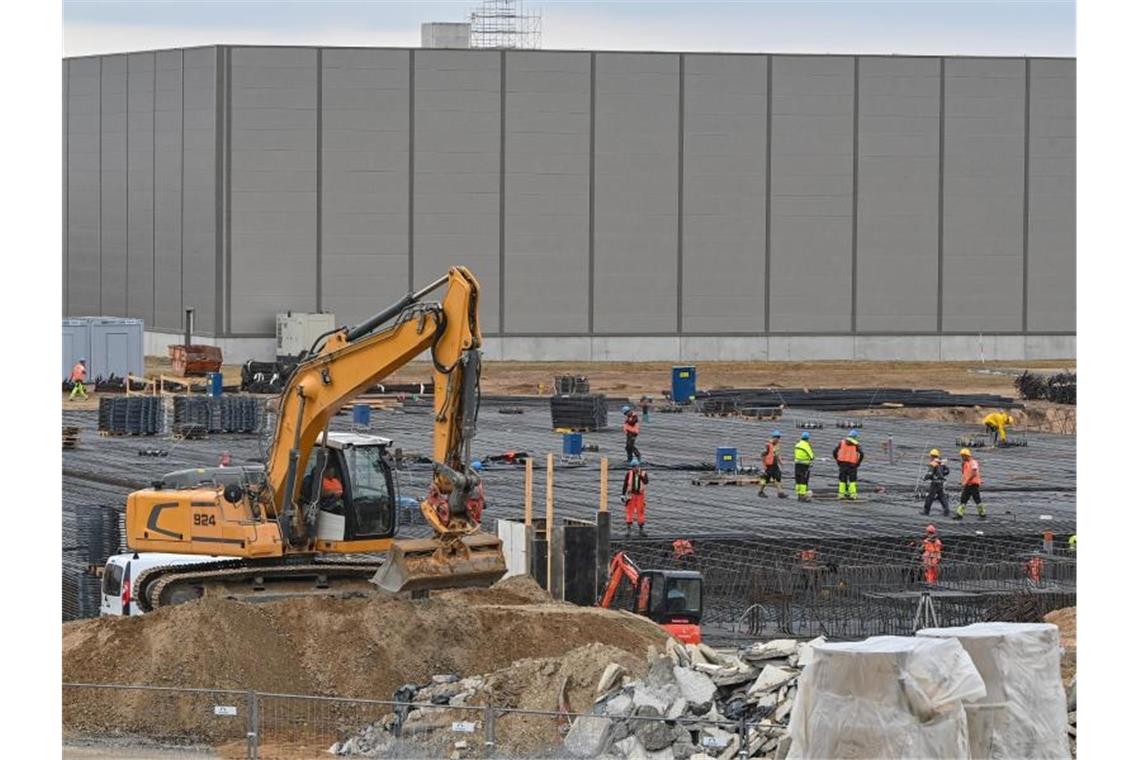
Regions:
[[794, 440, 814, 464], [624, 469, 647, 495], [624, 415, 640, 436], [922, 538, 942, 563], [763, 441, 779, 467], [962, 459, 981, 486], [321, 474, 344, 497], [836, 439, 861, 465]]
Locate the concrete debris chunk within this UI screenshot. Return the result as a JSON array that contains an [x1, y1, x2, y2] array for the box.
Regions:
[[606, 692, 635, 717], [697, 644, 725, 667], [632, 683, 672, 713], [565, 715, 615, 758], [636, 717, 678, 752], [743, 639, 798, 661], [747, 665, 797, 696], [794, 636, 827, 669], [686, 644, 711, 666], [432, 674, 460, 684], [615, 735, 649, 760], [598, 663, 628, 695], [673, 666, 716, 707]]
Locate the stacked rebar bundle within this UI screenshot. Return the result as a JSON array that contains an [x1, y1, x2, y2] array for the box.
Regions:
[[97, 397, 164, 435], [693, 388, 1018, 411], [1015, 371, 1076, 405], [550, 394, 609, 430], [173, 396, 265, 434], [62, 503, 123, 621]]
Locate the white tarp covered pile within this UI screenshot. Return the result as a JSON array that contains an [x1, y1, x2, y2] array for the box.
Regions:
[[787, 636, 985, 759], [917, 622, 1069, 759]]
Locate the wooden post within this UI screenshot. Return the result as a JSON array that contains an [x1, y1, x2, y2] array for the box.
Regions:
[[598, 457, 609, 513], [524, 457, 533, 526], [596, 456, 611, 601], [546, 453, 555, 595]]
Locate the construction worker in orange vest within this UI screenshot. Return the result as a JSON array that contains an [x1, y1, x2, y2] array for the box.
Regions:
[[757, 430, 788, 499], [622, 458, 649, 537], [622, 406, 642, 464], [68, 358, 88, 400], [832, 430, 865, 501], [921, 524, 943, 583], [320, 468, 345, 513], [955, 448, 986, 520]]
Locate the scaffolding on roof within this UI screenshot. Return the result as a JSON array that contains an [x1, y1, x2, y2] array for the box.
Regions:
[[469, 0, 542, 49]]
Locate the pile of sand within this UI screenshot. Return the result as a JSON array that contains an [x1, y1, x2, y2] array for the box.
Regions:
[[1044, 606, 1076, 682], [63, 575, 668, 741]]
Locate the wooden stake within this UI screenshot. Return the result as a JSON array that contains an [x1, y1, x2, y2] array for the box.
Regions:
[[546, 452, 554, 594], [599, 457, 609, 513], [524, 456, 533, 526]]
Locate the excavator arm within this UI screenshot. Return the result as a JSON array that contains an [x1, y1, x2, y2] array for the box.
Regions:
[[598, 551, 642, 608]]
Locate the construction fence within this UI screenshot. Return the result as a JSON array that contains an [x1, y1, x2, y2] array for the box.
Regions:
[[63, 682, 772, 759]]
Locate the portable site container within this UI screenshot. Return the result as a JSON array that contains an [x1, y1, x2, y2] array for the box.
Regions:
[[62, 317, 144, 380]]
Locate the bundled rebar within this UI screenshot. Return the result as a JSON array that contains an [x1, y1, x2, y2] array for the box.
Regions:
[[96, 397, 164, 435], [550, 394, 608, 430], [173, 396, 266, 434], [1015, 371, 1076, 405]]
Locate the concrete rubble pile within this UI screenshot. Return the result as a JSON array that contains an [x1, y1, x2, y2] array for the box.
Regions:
[[563, 636, 825, 760]]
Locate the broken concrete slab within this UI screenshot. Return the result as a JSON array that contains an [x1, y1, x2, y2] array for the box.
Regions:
[[599, 663, 627, 695], [565, 715, 615, 758], [636, 716, 677, 752], [747, 665, 797, 696], [632, 684, 672, 713], [606, 692, 634, 717], [615, 735, 649, 760], [673, 666, 716, 707], [743, 639, 798, 661], [794, 636, 827, 669]]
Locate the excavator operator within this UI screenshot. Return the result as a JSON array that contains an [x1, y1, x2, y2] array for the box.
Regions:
[[320, 467, 345, 514]]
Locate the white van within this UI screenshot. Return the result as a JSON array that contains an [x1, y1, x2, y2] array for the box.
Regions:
[[99, 553, 224, 616]]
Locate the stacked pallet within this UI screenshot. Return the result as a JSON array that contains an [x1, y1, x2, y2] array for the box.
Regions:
[[62, 426, 80, 449], [97, 397, 164, 435], [173, 396, 265, 434], [550, 394, 609, 431]]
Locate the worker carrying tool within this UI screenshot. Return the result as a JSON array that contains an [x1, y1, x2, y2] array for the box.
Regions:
[[757, 430, 788, 499], [794, 432, 815, 502], [622, 458, 649, 537], [921, 524, 943, 583], [622, 405, 642, 464], [982, 410, 1015, 445], [68, 358, 88, 401], [832, 430, 865, 501], [955, 448, 986, 520], [922, 449, 951, 516]]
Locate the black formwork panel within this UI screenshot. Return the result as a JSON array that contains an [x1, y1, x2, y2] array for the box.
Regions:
[[563, 523, 598, 606]]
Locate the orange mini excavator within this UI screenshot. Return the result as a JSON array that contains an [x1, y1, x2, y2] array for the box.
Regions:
[[599, 550, 703, 644]]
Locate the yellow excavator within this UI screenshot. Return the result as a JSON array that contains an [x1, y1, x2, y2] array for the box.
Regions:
[[123, 267, 506, 611]]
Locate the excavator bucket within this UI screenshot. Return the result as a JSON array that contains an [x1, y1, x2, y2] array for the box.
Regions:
[[372, 533, 507, 594]]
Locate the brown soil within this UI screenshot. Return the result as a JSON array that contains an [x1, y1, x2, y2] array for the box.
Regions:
[[62, 576, 667, 743], [853, 399, 1075, 435], [1044, 606, 1076, 682]]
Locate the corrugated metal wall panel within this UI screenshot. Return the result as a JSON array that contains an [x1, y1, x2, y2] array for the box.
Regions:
[[1026, 59, 1075, 332], [100, 55, 128, 316], [320, 48, 410, 327], [126, 52, 156, 324], [856, 57, 941, 332], [180, 47, 218, 334], [682, 54, 767, 333], [152, 51, 184, 331], [768, 56, 855, 333], [504, 51, 591, 334], [414, 50, 502, 333], [230, 47, 318, 334], [941, 58, 1025, 332], [66, 57, 102, 316], [593, 53, 679, 334]]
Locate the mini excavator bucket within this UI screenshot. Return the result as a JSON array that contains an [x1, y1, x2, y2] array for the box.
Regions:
[[372, 533, 507, 594]]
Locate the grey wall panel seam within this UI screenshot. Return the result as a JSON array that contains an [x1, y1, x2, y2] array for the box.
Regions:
[[499, 50, 506, 331], [588, 52, 596, 334], [408, 49, 415, 292], [179, 49, 185, 318], [98, 56, 103, 313], [316, 48, 323, 313], [676, 54, 684, 335], [152, 53, 157, 325], [224, 47, 232, 334], [936, 57, 945, 334], [850, 57, 859, 334], [63, 59, 68, 313], [125, 57, 130, 316], [214, 46, 225, 335], [165, 329, 1077, 340], [764, 56, 773, 333], [1022, 58, 1030, 333]]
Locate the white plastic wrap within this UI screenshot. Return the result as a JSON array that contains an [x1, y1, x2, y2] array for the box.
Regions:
[[787, 635, 985, 759], [917, 622, 1069, 759]]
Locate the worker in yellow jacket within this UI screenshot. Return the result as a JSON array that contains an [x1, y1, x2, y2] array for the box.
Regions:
[[982, 410, 1014, 445]]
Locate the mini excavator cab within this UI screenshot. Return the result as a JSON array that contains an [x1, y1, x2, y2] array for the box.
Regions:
[[302, 432, 398, 550], [635, 570, 704, 644]]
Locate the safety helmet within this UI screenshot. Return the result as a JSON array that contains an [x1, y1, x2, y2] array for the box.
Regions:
[[79, 357, 87, 362], [926, 524, 937, 535], [801, 431, 810, 440], [630, 457, 640, 466], [848, 429, 859, 438], [929, 448, 941, 458], [621, 405, 631, 414], [771, 430, 782, 438], [470, 460, 483, 472], [959, 448, 971, 457]]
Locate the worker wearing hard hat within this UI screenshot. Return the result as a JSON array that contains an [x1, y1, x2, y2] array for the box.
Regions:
[[922, 449, 951, 517], [793, 431, 815, 502], [68, 358, 88, 400], [921, 525, 943, 583], [1068, 534, 1076, 554], [621, 457, 649, 537], [982, 410, 1015, 445], [832, 429, 865, 501], [622, 405, 642, 464], [757, 430, 788, 499], [955, 448, 986, 520]]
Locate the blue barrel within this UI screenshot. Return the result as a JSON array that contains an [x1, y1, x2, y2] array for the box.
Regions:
[[562, 432, 583, 456], [716, 446, 738, 473], [207, 372, 223, 397], [352, 403, 371, 426], [672, 366, 697, 404]]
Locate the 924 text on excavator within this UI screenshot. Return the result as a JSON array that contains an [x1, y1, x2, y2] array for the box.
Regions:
[[123, 267, 507, 610]]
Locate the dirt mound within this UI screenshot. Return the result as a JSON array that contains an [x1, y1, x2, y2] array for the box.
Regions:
[[853, 400, 1075, 435], [1044, 606, 1076, 682], [63, 576, 668, 741]]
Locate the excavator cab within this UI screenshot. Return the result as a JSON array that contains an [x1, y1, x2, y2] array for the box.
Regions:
[[306, 432, 398, 551], [635, 570, 703, 645]]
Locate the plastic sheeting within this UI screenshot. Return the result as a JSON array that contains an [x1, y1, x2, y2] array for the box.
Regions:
[[918, 622, 1069, 759], [787, 636, 985, 759]]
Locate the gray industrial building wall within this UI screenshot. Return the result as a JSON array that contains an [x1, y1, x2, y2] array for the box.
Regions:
[[63, 46, 1075, 361]]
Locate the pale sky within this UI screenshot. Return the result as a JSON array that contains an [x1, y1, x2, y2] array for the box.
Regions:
[[63, 0, 1075, 58]]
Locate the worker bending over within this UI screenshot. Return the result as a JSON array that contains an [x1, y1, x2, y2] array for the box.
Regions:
[[983, 410, 1014, 445], [622, 405, 642, 464], [794, 432, 815, 502], [757, 430, 788, 499], [68, 358, 88, 400], [832, 430, 865, 501], [622, 458, 649, 537], [921, 525, 943, 583], [922, 449, 951, 517], [955, 448, 986, 520]]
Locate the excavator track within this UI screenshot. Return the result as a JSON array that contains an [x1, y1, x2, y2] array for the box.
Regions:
[[135, 559, 383, 612]]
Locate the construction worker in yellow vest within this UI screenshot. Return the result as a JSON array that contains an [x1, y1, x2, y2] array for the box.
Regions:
[[794, 432, 815, 502], [68, 358, 89, 400], [982, 410, 1014, 445]]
